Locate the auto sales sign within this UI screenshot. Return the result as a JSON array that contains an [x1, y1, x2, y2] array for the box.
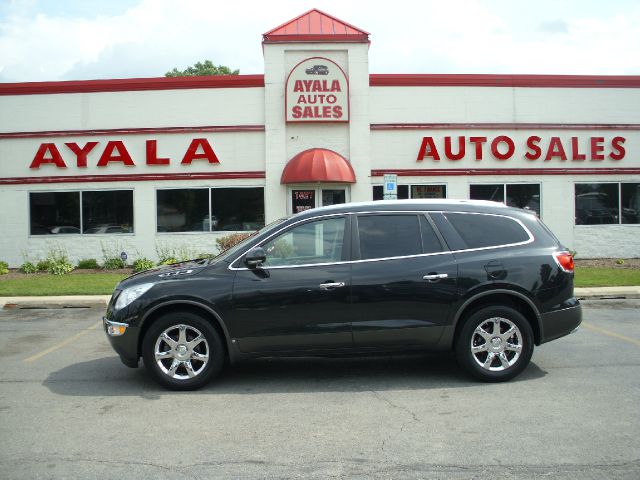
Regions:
[[286, 57, 349, 123]]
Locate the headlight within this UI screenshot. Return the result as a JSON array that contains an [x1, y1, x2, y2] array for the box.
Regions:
[[114, 283, 154, 310]]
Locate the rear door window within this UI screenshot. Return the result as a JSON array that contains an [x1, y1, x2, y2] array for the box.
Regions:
[[444, 212, 530, 249]]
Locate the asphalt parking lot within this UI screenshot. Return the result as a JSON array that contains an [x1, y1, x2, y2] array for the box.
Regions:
[[0, 300, 638, 479]]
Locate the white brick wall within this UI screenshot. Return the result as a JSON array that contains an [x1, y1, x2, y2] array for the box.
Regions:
[[574, 226, 640, 259]]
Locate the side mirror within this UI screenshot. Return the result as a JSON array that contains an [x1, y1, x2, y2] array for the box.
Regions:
[[244, 247, 266, 268]]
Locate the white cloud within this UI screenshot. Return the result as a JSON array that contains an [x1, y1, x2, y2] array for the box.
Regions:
[[0, 0, 639, 81]]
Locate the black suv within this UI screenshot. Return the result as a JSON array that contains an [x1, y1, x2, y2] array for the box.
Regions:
[[104, 200, 581, 390], [305, 64, 329, 75]]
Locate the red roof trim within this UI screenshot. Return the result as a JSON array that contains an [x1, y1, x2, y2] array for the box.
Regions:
[[0, 171, 266, 185], [0, 75, 265, 96], [370, 74, 640, 88], [0, 125, 265, 139], [371, 168, 640, 177], [263, 8, 369, 43], [263, 35, 369, 44], [371, 123, 640, 131]]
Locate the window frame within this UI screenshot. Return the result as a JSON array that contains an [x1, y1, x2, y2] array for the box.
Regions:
[[353, 212, 445, 261], [286, 184, 350, 215], [469, 182, 542, 217], [230, 213, 352, 270], [260, 215, 349, 267], [155, 185, 266, 234], [438, 211, 535, 251], [28, 188, 135, 237], [574, 182, 640, 227], [372, 183, 448, 201]]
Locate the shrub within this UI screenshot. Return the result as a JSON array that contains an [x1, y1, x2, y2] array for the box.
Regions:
[[103, 258, 127, 270], [44, 245, 74, 275], [156, 242, 200, 264], [36, 259, 51, 272], [158, 257, 178, 266], [20, 262, 38, 274], [133, 258, 155, 273], [77, 258, 99, 269], [216, 233, 251, 253], [101, 241, 128, 269], [0, 261, 8, 275]]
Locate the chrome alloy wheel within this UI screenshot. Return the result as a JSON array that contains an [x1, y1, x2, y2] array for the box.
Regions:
[[470, 317, 523, 372], [154, 324, 210, 380]]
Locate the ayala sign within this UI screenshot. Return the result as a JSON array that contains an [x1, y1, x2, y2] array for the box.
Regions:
[[29, 138, 219, 169], [286, 57, 349, 122]]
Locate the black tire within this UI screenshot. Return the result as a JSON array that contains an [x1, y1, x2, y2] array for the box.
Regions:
[[142, 311, 225, 390], [455, 305, 534, 382]]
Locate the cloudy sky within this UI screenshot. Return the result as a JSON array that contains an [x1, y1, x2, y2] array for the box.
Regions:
[[1, 0, 639, 83]]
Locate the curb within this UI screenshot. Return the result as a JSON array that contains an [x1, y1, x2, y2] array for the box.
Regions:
[[574, 287, 640, 300], [0, 295, 110, 308]]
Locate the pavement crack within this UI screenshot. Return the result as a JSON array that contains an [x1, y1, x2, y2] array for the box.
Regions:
[[369, 390, 421, 454]]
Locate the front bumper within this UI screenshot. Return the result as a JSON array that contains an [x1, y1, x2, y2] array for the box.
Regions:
[[103, 316, 140, 368], [539, 303, 582, 344]]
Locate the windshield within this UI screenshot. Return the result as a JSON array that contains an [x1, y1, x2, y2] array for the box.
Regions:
[[210, 217, 288, 264]]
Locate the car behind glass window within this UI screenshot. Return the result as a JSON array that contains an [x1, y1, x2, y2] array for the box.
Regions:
[[444, 212, 530, 249]]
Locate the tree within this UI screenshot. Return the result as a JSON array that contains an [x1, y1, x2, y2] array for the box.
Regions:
[[165, 60, 239, 77]]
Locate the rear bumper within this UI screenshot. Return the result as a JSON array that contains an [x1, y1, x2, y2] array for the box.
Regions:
[[539, 303, 582, 344]]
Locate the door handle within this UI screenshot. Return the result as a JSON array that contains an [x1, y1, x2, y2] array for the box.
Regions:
[[319, 282, 345, 290], [423, 273, 448, 282]]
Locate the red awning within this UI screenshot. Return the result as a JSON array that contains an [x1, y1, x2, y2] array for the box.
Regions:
[[281, 148, 356, 184]]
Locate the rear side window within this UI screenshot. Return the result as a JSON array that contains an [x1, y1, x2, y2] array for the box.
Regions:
[[358, 215, 422, 260], [444, 212, 530, 249]]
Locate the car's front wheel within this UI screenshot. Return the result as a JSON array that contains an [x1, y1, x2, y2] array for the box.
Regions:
[[455, 306, 534, 382], [142, 311, 225, 390]]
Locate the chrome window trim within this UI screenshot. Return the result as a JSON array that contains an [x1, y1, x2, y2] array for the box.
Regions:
[[228, 210, 534, 271]]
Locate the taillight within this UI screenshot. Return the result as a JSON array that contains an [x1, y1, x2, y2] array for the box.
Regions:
[[554, 251, 575, 273]]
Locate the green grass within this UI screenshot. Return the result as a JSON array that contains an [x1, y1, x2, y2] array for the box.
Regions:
[[0, 273, 129, 296], [0, 267, 637, 296], [574, 267, 640, 287]]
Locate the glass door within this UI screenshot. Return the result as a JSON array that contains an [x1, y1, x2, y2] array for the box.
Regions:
[[289, 186, 348, 214], [321, 189, 346, 206]]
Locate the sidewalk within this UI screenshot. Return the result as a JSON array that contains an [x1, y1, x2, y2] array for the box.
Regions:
[[1, 287, 639, 308]]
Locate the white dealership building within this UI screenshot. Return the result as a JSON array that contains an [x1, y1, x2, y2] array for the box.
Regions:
[[1, 9, 639, 266]]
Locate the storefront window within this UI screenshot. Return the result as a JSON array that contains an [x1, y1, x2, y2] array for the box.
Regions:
[[211, 187, 265, 231], [470, 183, 540, 216], [469, 184, 504, 203], [575, 183, 619, 225], [373, 184, 445, 200], [82, 190, 134, 234], [30, 190, 134, 235], [30, 192, 80, 235], [621, 183, 640, 224], [157, 187, 265, 233], [575, 183, 639, 225], [157, 189, 209, 232]]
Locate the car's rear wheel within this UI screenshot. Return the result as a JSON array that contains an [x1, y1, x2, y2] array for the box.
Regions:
[[142, 311, 224, 390], [455, 306, 534, 382]]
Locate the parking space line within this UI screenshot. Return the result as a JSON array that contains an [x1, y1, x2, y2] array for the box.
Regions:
[[23, 320, 103, 363], [582, 322, 640, 347]]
